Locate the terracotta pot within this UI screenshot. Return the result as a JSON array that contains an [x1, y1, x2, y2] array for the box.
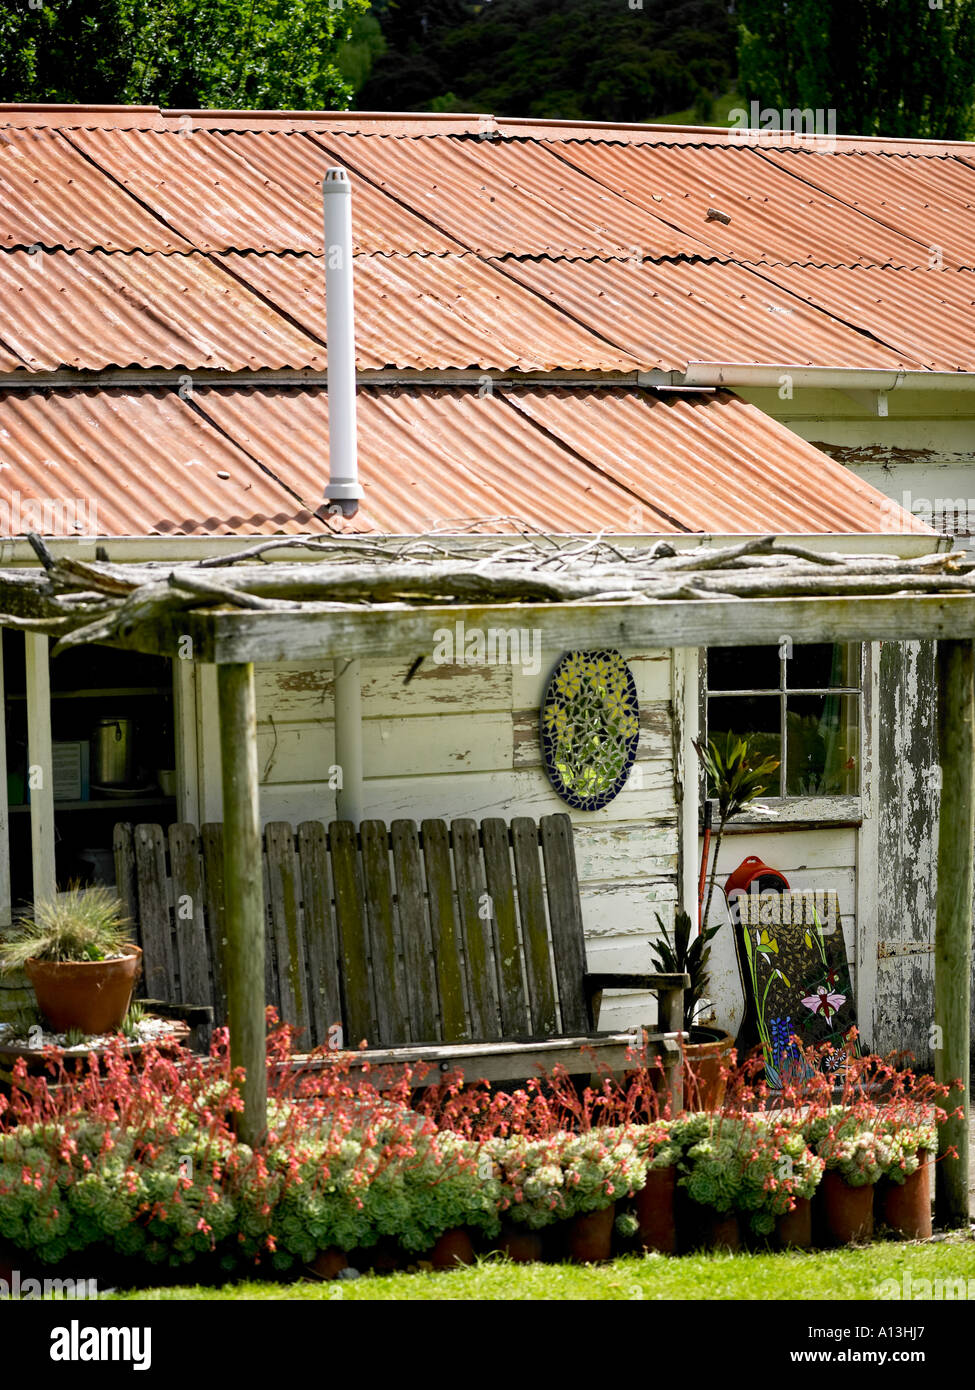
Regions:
[[775, 1197, 812, 1249], [819, 1170, 874, 1245], [309, 1248, 349, 1280], [26, 946, 142, 1036], [635, 1165, 677, 1254], [678, 1194, 740, 1252], [497, 1224, 544, 1263], [429, 1228, 476, 1269], [683, 1029, 735, 1112], [881, 1160, 932, 1241], [363, 1238, 402, 1273], [567, 1204, 616, 1263]]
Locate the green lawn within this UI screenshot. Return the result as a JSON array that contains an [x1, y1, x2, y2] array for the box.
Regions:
[[110, 1233, 975, 1301]]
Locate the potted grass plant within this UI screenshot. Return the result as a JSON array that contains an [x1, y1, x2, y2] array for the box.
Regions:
[[0, 885, 141, 1037]]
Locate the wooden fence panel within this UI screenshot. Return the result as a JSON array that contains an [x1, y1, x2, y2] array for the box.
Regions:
[[512, 817, 558, 1036], [298, 820, 340, 1049], [452, 817, 500, 1041], [482, 818, 530, 1036], [168, 824, 212, 1009], [421, 818, 468, 1042], [541, 814, 589, 1033], [391, 820, 439, 1043], [133, 823, 175, 1001], [265, 822, 311, 1042]]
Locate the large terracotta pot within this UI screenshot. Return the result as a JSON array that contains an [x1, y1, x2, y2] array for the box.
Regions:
[[775, 1197, 812, 1249], [683, 1028, 735, 1111], [429, 1228, 476, 1269], [678, 1195, 741, 1252], [635, 1166, 677, 1254], [567, 1204, 616, 1263], [819, 1170, 874, 1245], [881, 1160, 932, 1241], [497, 1224, 544, 1263], [26, 946, 142, 1035], [309, 1247, 349, 1280]]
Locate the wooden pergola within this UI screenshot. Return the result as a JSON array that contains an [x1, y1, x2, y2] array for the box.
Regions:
[[2, 534, 972, 1225]]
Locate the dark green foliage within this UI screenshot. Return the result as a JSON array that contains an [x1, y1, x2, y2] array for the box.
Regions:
[[649, 908, 720, 1033], [0, 0, 370, 109], [359, 0, 736, 121], [737, 0, 975, 138]]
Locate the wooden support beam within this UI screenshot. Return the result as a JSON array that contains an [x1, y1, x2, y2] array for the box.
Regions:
[[934, 638, 973, 1228], [170, 593, 975, 668], [217, 662, 266, 1149], [25, 634, 56, 904]]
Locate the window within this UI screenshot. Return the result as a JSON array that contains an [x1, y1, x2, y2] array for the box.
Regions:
[[704, 643, 861, 798]]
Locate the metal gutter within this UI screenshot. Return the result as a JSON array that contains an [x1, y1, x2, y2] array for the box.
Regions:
[[641, 364, 975, 392], [0, 532, 944, 568]]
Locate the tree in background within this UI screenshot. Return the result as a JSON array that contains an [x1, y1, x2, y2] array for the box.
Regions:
[[0, 0, 370, 109], [358, 0, 736, 121], [737, 0, 975, 139]]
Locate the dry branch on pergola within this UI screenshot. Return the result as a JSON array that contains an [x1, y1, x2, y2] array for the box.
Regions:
[[0, 531, 969, 1225]]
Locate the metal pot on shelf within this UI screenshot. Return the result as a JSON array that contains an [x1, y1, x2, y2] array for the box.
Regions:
[[90, 717, 134, 787]]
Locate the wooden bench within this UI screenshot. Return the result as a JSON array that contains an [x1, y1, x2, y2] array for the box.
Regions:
[[114, 812, 686, 1104]]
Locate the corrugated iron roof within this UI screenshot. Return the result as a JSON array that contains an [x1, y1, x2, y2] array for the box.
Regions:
[[315, 131, 713, 259], [492, 256, 915, 371], [0, 383, 925, 537], [745, 263, 975, 373], [62, 127, 463, 254], [0, 127, 192, 252], [0, 386, 328, 535], [756, 147, 975, 273], [506, 388, 928, 534], [216, 251, 639, 371], [549, 140, 949, 268], [0, 249, 325, 371], [0, 104, 963, 542]]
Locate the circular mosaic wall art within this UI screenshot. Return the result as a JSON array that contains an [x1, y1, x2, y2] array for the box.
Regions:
[[540, 650, 640, 811]]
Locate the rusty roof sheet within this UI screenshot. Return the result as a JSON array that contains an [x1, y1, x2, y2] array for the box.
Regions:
[[756, 147, 975, 270], [217, 251, 638, 372], [0, 386, 328, 535], [746, 263, 975, 373], [63, 127, 463, 254], [0, 249, 325, 371], [505, 388, 928, 534], [493, 256, 915, 371], [548, 140, 944, 268], [315, 131, 713, 259], [0, 127, 192, 252], [0, 383, 923, 537]]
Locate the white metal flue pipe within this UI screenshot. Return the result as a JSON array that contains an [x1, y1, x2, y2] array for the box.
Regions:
[[322, 167, 363, 519]]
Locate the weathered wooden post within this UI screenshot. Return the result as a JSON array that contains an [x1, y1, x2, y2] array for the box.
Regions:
[[217, 662, 266, 1148], [934, 638, 973, 1227]]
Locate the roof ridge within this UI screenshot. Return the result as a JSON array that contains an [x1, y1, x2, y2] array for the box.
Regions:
[[1, 105, 973, 155]]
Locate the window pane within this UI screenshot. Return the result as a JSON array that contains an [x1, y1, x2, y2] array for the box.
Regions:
[[707, 645, 781, 692], [787, 642, 860, 689], [786, 694, 859, 796], [706, 696, 782, 797]]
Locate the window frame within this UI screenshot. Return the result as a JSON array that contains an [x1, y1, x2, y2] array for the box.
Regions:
[[700, 641, 864, 827]]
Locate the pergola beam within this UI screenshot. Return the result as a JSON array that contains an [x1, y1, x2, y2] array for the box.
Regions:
[[935, 639, 973, 1227], [117, 592, 975, 666]]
